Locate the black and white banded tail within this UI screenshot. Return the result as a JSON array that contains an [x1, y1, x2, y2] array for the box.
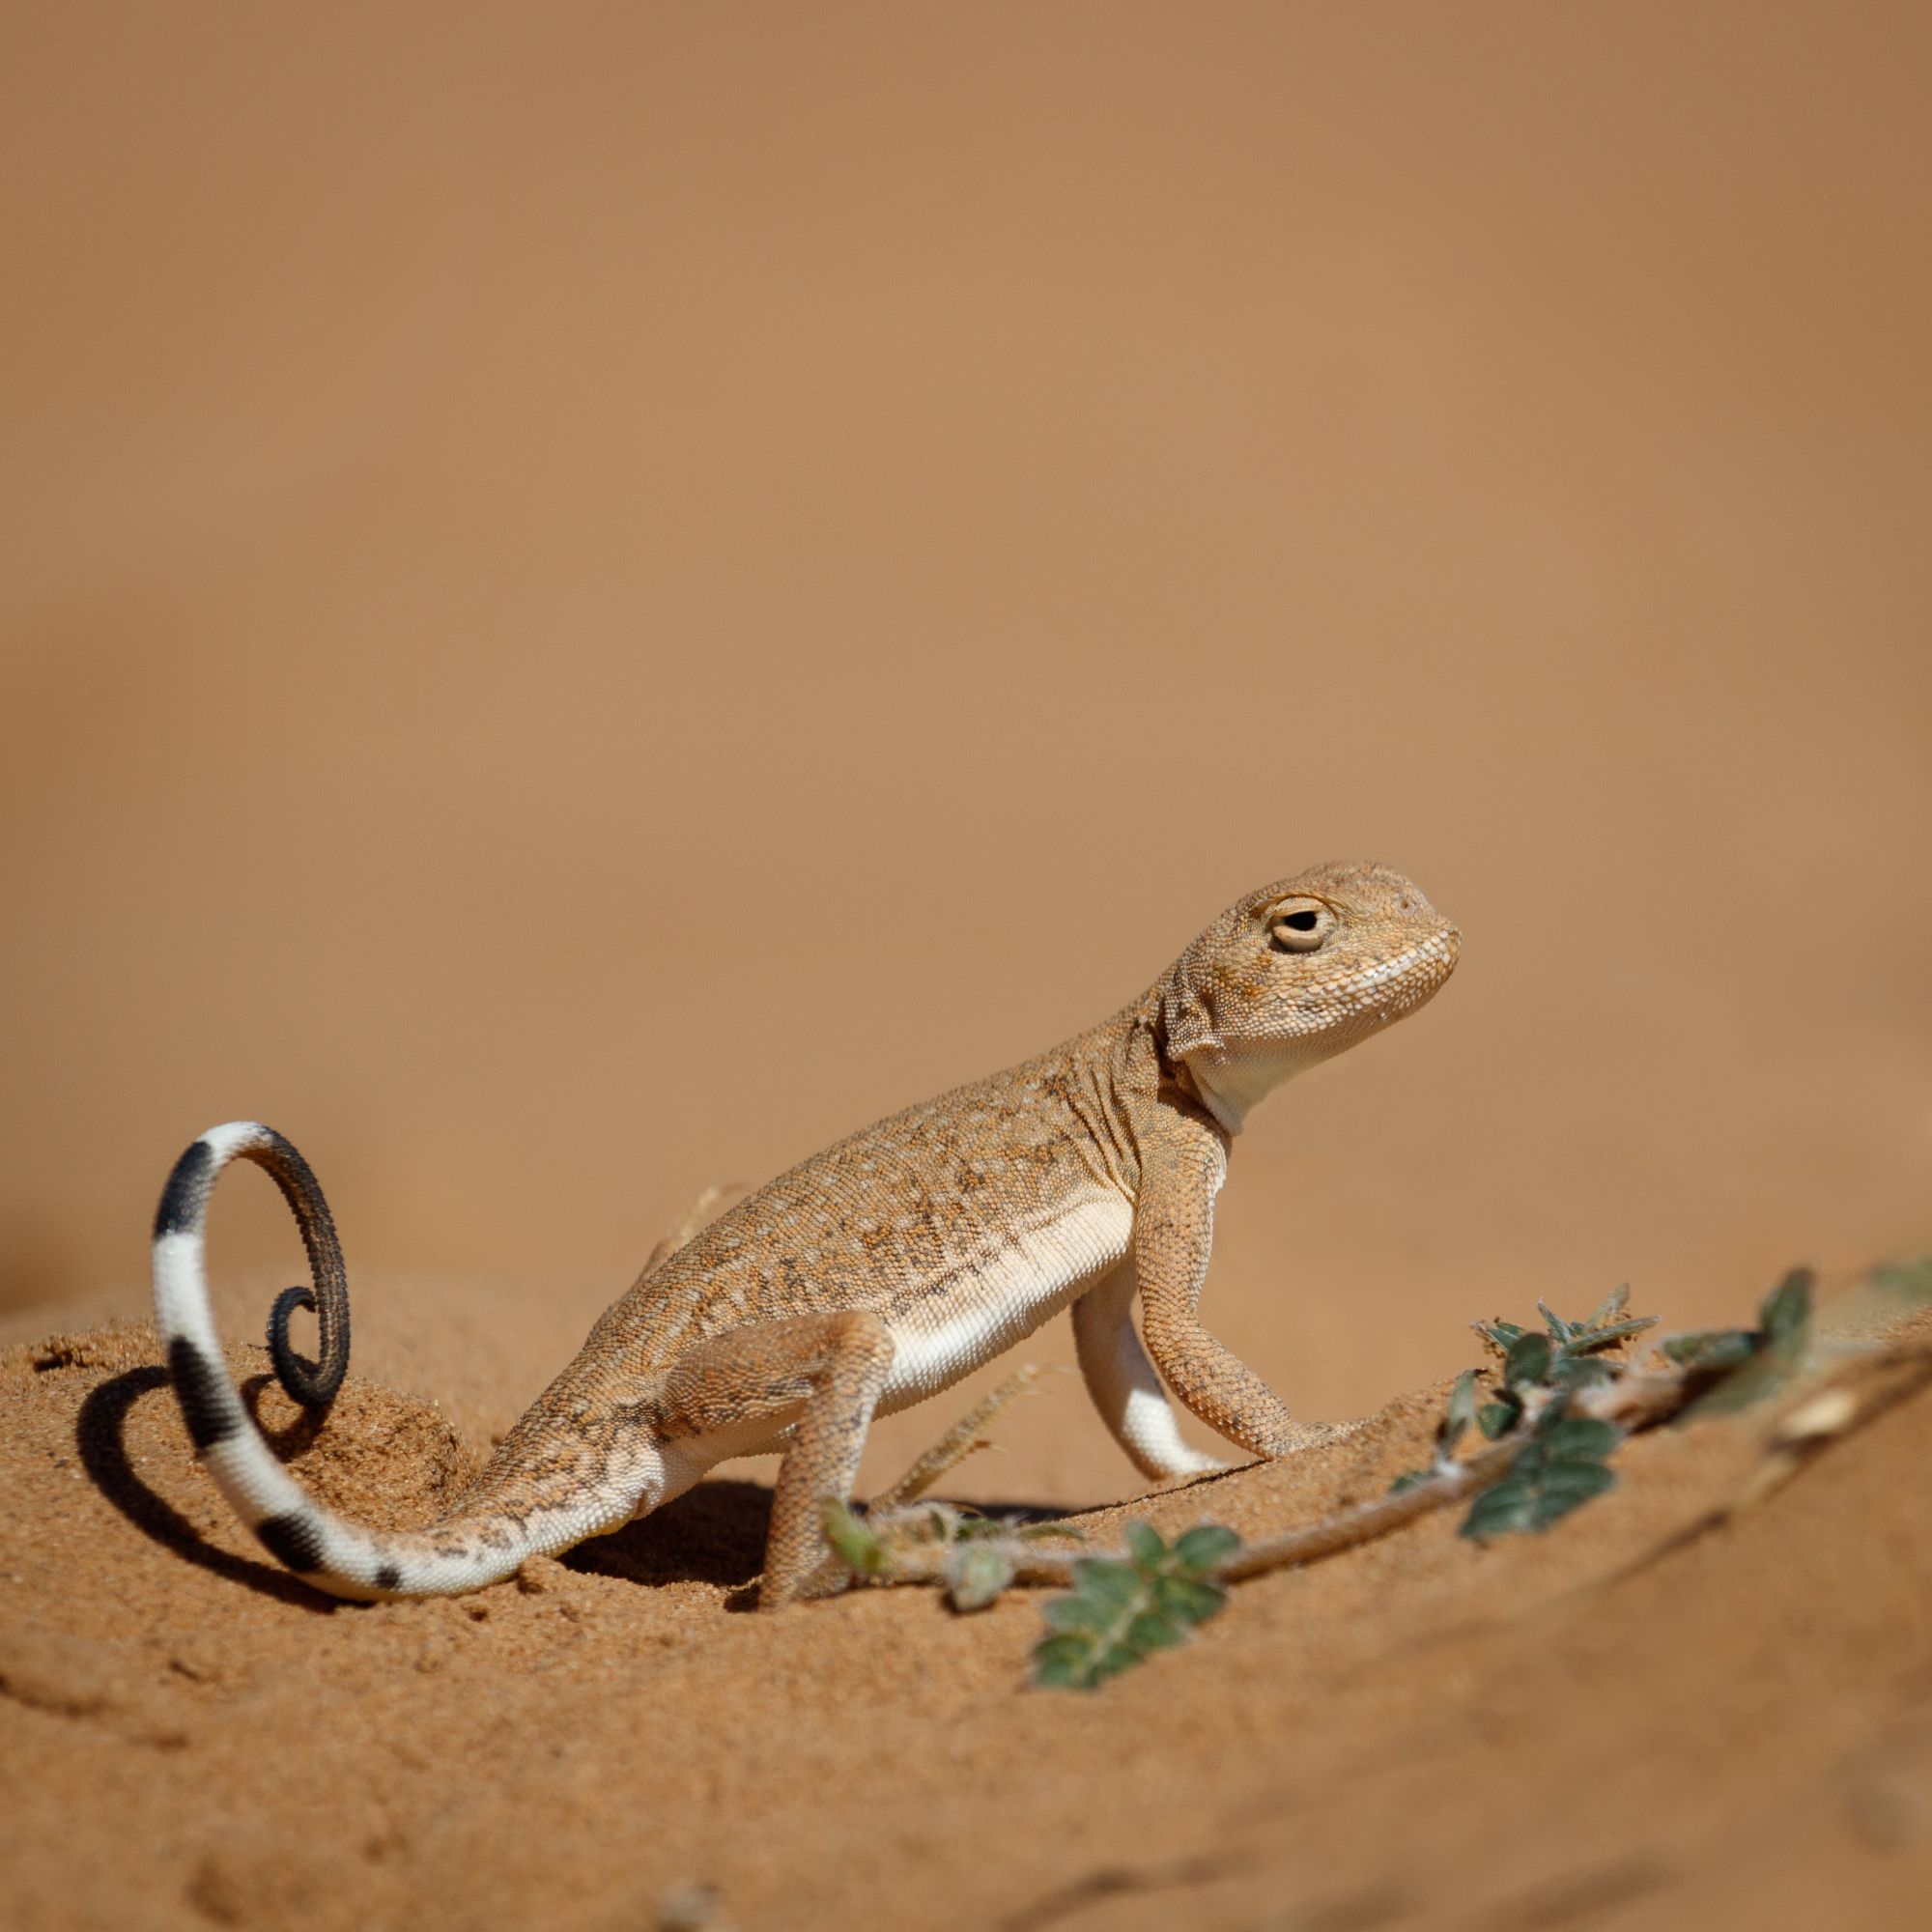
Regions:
[[155, 1122, 351, 1408], [151, 1122, 562, 1599]]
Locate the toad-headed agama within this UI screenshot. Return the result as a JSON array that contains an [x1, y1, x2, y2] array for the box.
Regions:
[[152, 863, 1458, 1606]]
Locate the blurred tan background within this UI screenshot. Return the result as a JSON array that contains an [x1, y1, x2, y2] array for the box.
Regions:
[[3, 3, 1928, 1497]]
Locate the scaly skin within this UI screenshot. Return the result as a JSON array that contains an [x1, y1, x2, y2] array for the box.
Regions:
[[152, 863, 1459, 1606]]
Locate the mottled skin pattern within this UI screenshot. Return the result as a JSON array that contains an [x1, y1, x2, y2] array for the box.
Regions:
[[152, 864, 1459, 1607]]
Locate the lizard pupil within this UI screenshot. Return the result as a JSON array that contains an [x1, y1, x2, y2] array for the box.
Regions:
[[1280, 911, 1319, 931]]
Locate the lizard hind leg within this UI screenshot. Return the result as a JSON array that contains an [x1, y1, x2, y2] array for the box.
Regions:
[[656, 1310, 895, 1611]]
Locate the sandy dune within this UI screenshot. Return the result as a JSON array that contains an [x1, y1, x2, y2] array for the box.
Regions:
[[3, 1287, 1928, 1932]]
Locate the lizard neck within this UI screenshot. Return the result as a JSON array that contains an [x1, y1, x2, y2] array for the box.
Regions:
[[1146, 979, 1299, 1137], [1174, 1051, 1300, 1136]]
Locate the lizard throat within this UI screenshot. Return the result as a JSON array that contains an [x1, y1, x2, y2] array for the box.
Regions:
[[1179, 1050, 1306, 1135]]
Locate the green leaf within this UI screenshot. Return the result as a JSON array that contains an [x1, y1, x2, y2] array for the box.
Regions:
[[1548, 1354, 1614, 1390], [1536, 1300, 1574, 1344], [1528, 1460, 1616, 1526], [1585, 1283, 1631, 1328], [1042, 1593, 1112, 1634], [1461, 1478, 1535, 1538], [1151, 1575, 1226, 1623], [1070, 1557, 1142, 1611], [1018, 1520, 1086, 1544], [946, 1541, 1014, 1613], [1460, 1452, 1618, 1539], [1034, 1519, 1235, 1690], [1504, 1332, 1552, 1387], [1389, 1469, 1433, 1495], [1675, 1269, 1815, 1423], [1760, 1269, 1814, 1352], [1537, 1414, 1619, 1462], [1126, 1612, 1185, 1653], [820, 1499, 886, 1576], [1662, 1329, 1757, 1373], [1678, 1348, 1789, 1420], [1033, 1634, 1099, 1689], [1171, 1524, 1240, 1573], [1439, 1368, 1480, 1450], [1477, 1399, 1520, 1440], [1473, 1319, 1526, 1357], [1564, 1315, 1659, 1355]]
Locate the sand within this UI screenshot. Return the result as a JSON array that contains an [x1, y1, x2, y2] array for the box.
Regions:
[[4, 1282, 1929, 1932]]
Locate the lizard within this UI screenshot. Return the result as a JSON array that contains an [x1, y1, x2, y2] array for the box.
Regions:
[[151, 862, 1459, 1608]]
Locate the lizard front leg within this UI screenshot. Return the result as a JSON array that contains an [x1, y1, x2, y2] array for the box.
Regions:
[[656, 1309, 895, 1609], [1072, 1264, 1228, 1480], [1132, 1117, 1342, 1459]]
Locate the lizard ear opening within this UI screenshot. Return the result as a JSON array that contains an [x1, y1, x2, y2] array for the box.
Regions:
[[1160, 967, 1221, 1063]]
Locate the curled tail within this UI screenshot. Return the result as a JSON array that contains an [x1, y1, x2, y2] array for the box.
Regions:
[[152, 1122, 621, 1600], [158, 1119, 353, 1407]]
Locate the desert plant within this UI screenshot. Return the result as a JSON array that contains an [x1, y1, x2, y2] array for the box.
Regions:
[[818, 1260, 1930, 1690], [1032, 1522, 1240, 1689]]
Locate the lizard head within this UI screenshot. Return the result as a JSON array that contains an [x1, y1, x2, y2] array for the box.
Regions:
[[1158, 862, 1459, 1134]]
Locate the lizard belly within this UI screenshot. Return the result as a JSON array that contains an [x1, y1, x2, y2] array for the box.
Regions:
[[877, 1193, 1133, 1415]]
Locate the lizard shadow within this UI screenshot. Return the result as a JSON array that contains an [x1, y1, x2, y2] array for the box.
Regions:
[[564, 1481, 1094, 1610], [75, 1365, 337, 1613], [79, 1367, 1098, 1612], [563, 1479, 774, 1596]]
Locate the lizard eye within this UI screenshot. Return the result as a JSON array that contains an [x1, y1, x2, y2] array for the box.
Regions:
[[1267, 900, 1332, 953]]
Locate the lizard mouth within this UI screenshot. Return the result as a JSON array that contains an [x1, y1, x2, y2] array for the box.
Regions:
[[1329, 926, 1460, 1016]]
